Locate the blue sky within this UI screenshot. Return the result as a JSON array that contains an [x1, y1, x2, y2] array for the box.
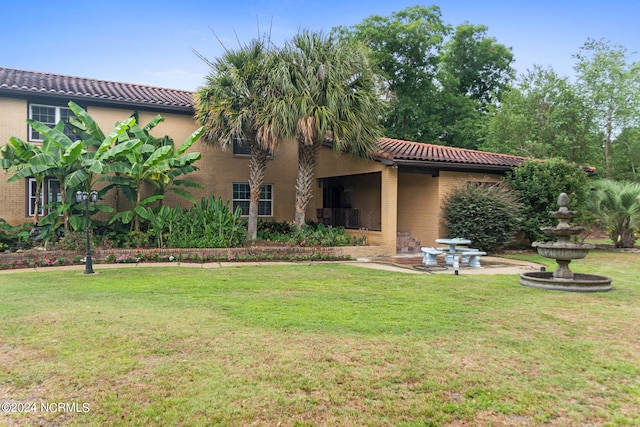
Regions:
[[2, 0, 638, 91]]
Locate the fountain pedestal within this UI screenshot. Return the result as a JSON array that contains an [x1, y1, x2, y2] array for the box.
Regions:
[[519, 193, 612, 292]]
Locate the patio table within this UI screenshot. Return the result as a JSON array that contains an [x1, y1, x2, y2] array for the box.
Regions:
[[435, 238, 472, 265]]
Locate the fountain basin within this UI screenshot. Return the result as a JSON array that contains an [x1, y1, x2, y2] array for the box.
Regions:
[[533, 242, 594, 260], [539, 226, 587, 237], [520, 271, 612, 292]]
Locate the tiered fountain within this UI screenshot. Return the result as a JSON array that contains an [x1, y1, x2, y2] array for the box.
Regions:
[[519, 193, 612, 292]]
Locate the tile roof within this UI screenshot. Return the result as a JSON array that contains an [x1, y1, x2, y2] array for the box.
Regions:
[[0, 67, 194, 112], [376, 137, 529, 170], [0, 67, 531, 171]]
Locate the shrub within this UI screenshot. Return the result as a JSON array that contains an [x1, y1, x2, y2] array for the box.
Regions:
[[55, 231, 86, 251], [125, 231, 151, 249], [0, 219, 31, 251], [442, 183, 523, 252], [257, 220, 296, 241], [294, 224, 365, 247], [588, 179, 640, 248], [166, 196, 246, 248], [504, 158, 590, 243]]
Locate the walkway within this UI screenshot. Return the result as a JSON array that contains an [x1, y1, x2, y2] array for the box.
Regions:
[[0, 255, 542, 275]]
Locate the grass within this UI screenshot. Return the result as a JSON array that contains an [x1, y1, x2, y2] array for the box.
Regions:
[[1, 252, 639, 426]]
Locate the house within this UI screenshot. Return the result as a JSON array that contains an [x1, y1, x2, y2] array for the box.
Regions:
[[0, 67, 529, 254]]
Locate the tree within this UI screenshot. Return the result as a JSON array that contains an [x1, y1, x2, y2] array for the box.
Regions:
[[588, 179, 640, 248], [195, 38, 277, 241], [504, 158, 590, 243], [574, 38, 640, 177], [270, 30, 386, 229], [336, 7, 514, 148], [440, 23, 514, 107], [335, 5, 449, 142], [482, 66, 601, 166], [610, 127, 640, 181]]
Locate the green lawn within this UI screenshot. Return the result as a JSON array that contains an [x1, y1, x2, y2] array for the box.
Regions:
[[1, 252, 639, 426]]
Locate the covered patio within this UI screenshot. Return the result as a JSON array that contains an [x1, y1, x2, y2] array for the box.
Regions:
[[312, 137, 528, 254]]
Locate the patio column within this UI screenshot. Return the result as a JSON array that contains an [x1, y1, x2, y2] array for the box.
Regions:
[[380, 166, 398, 254]]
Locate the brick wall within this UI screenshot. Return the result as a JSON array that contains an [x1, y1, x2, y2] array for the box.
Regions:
[[0, 97, 30, 224]]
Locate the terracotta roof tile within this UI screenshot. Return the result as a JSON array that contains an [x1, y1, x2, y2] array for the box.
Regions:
[[1, 67, 533, 170], [0, 67, 194, 112], [376, 137, 528, 168]]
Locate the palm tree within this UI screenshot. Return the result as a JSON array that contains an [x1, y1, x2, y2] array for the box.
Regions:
[[269, 30, 387, 229], [195, 38, 279, 241], [589, 179, 640, 248]]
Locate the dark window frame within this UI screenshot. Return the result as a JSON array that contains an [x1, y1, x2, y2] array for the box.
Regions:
[[232, 182, 273, 217]]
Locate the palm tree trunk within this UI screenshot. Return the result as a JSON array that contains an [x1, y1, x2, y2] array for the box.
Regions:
[[247, 143, 268, 241], [294, 139, 321, 230]]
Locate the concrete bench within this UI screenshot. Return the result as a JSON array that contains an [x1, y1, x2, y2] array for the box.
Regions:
[[460, 251, 487, 268], [439, 248, 480, 264], [421, 247, 443, 266]]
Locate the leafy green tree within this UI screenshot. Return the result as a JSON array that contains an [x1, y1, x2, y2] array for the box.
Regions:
[[588, 179, 640, 248], [270, 30, 386, 229], [442, 183, 523, 252], [195, 38, 277, 241], [504, 158, 590, 243], [574, 38, 640, 176], [482, 66, 601, 166], [610, 127, 640, 181], [336, 7, 514, 148], [335, 5, 449, 142], [440, 23, 514, 107]]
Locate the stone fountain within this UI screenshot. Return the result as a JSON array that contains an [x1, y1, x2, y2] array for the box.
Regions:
[[519, 193, 612, 292]]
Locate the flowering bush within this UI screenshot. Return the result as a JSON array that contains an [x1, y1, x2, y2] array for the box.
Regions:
[[115, 253, 140, 263], [0, 250, 349, 270]]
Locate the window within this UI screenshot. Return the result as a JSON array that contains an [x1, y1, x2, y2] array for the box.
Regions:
[[232, 137, 273, 158], [29, 104, 77, 141], [232, 183, 273, 216], [27, 177, 61, 217], [232, 138, 251, 156], [28, 178, 43, 217]]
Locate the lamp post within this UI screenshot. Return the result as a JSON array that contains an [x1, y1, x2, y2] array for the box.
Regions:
[[76, 190, 98, 274]]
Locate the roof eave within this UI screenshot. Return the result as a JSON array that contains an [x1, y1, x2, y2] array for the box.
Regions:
[[392, 159, 520, 173], [0, 87, 194, 115]]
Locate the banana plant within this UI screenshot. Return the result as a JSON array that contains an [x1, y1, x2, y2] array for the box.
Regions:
[[1, 135, 58, 225], [32, 102, 142, 232], [103, 114, 203, 232]]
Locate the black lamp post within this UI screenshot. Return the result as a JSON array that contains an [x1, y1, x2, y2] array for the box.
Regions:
[[76, 190, 98, 274]]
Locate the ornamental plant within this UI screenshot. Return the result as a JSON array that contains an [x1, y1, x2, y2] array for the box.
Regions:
[[442, 183, 523, 252]]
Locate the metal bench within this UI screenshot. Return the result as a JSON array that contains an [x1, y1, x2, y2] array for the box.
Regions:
[[421, 247, 443, 266]]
